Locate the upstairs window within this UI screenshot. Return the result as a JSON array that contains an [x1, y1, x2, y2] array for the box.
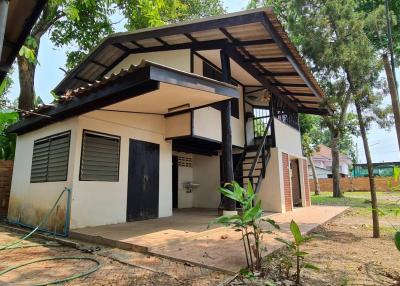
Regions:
[[79, 130, 120, 182], [30, 131, 71, 183]]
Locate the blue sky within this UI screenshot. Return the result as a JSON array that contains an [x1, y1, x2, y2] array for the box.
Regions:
[[6, 0, 400, 163]]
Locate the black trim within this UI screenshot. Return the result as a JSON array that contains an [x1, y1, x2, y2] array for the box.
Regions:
[[9, 63, 239, 134], [79, 129, 121, 182], [0, 0, 47, 83]]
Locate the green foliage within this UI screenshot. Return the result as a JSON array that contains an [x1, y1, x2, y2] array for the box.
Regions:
[[395, 232, 400, 251], [0, 112, 18, 160], [210, 182, 279, 272], [275, 220, 319, 285], [357, 0, 400, 59]]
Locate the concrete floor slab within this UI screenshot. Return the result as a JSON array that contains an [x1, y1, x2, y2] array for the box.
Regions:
[[70, 206, 347, 273]]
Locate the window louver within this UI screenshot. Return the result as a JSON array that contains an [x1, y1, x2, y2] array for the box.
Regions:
[[80, 131, 120, 181], [31, 131, 71, 183]]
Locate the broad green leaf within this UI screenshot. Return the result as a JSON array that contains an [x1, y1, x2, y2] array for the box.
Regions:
[[262, 218, 280, 229], [208, 214, 242, 228], [290, 220, 303, 245], [395, 232, 400, 251], [243, 200, 262, 222], [275, 237, 295, 249], [304, 263, 319, 271], [295, 251, 308, 257], [218, 187, 243, 204], [247, 181, 254, 198]]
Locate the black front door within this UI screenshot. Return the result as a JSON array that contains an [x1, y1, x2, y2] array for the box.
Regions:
[[127, 139, 159, 221]]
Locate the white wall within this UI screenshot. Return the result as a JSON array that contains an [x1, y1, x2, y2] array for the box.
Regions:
[[173, 153, 194, 208], [107, 50, 191, 75], [8, 118, 79, 232], [257, 148, 284, 212], [69, 110, 172, 229], [165, 112, 191, 138], [274, 118, 303, 156], [192, 154, 220, 208]]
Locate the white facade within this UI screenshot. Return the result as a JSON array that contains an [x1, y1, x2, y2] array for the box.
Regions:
[[8, 49, 312, 231]]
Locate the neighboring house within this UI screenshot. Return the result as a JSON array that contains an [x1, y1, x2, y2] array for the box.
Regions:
[[308, 144, 352, 179], [7, 8, 331, 232]]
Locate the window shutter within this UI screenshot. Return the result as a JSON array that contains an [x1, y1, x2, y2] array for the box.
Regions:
[[47, 133, 70, 181], [30, 131, 70, 183], [80, 131, 120, 181]]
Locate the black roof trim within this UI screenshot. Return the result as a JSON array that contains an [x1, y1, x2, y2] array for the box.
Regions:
[[8, 61, 239, 134]]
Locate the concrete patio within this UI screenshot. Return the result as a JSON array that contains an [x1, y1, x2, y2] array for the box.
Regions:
[[70, 206, 347, 273]]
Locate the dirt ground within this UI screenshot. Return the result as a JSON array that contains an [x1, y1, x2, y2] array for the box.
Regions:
[[0, 226, 229, 285], [230, 192, 400, 286]]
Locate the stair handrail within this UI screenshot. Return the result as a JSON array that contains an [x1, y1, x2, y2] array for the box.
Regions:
[[248, 116, 273, 179]]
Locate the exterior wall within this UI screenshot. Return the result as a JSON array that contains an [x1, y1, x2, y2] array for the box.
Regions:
[[70, 110, 172, 229], [258, 147, 309, 213], [192, 154, 220, 208], [308, 165, 331, 179], [310, 177, 397, 193], [257, 148, 284, 212], [107, 50, 191, 75], [8, 118, 78, 232], [302, 159, 311, 206], [0, 160, 14, 218], [273, 118, 302, 156], [165, 112, 191, 138], [174, 153, 194, 208]]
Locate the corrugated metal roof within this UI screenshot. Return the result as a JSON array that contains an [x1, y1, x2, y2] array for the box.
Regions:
[[53, 8, 330, 115]]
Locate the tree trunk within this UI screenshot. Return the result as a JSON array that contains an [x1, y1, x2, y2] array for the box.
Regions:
[[383, 54, 400, 152], [17, 54, 36, 112], [355, 102, 380, 238], [308, 155, 320, 195], [331, 129, 342, 197]]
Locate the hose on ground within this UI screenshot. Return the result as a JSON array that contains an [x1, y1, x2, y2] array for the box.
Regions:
[[0, 188, 101, 285]]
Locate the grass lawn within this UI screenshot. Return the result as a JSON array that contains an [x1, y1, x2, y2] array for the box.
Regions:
[[312, 191, 400, 218]]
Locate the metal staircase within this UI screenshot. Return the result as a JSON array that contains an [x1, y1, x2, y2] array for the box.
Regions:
[[234, 116, 273, 193]]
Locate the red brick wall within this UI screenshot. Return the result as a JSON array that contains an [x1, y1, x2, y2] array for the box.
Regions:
[[310, 177, 397, 193], [0, 160, 13, 218], [302, 159, 311, 206], [282, 153, 292, 211]]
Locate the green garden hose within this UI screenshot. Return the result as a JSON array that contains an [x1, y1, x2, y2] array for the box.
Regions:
[[0, 188, 101, 285], [0, 256, 101, 286]]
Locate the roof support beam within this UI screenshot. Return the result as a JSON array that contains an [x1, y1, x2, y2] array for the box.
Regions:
[[75, 76, 92, 84], [259, 71, 299, 77], [225, 45, 297, 111], [90, 60, 108, 69], [245, 57, 287, 63], [260, 13, 322, 99], [272, 82, 308, 87]]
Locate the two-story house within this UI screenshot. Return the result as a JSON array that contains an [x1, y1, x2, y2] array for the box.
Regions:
[[6, 8, 330, 233]]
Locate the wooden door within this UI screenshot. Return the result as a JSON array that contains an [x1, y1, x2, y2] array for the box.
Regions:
[[290, 159, 302, 207], [127, 139, 159, 221]]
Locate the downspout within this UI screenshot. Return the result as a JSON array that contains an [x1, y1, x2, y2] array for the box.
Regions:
[[0, 0, 9, 60]]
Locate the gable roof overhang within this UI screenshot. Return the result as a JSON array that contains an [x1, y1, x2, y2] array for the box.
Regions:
[[0, 0, 47, 83], [53, 8, 331, 115], [8, 61, 239, 134]]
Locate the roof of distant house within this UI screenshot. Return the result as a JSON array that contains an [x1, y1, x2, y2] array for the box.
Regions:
[[312, 144, 352, 163]]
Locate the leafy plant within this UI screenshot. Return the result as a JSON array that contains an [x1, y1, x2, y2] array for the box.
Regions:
[[275, 220, 319, 285], [0, 112, 18, 160], [209, 181, 279, 272]]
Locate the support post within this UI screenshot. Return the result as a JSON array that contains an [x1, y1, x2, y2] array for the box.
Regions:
[[0, 0, 9, 60], [220, 49, 236, 213]]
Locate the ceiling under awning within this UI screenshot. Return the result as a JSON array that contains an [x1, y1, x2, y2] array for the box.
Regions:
[[0, 0, 47, 83], [53, 8, 330, 115], [8, 61, 239, 134]]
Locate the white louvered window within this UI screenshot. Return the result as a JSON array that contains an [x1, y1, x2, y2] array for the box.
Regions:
[[80, 130, 120, 181], [30, 131, 71, 183]]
